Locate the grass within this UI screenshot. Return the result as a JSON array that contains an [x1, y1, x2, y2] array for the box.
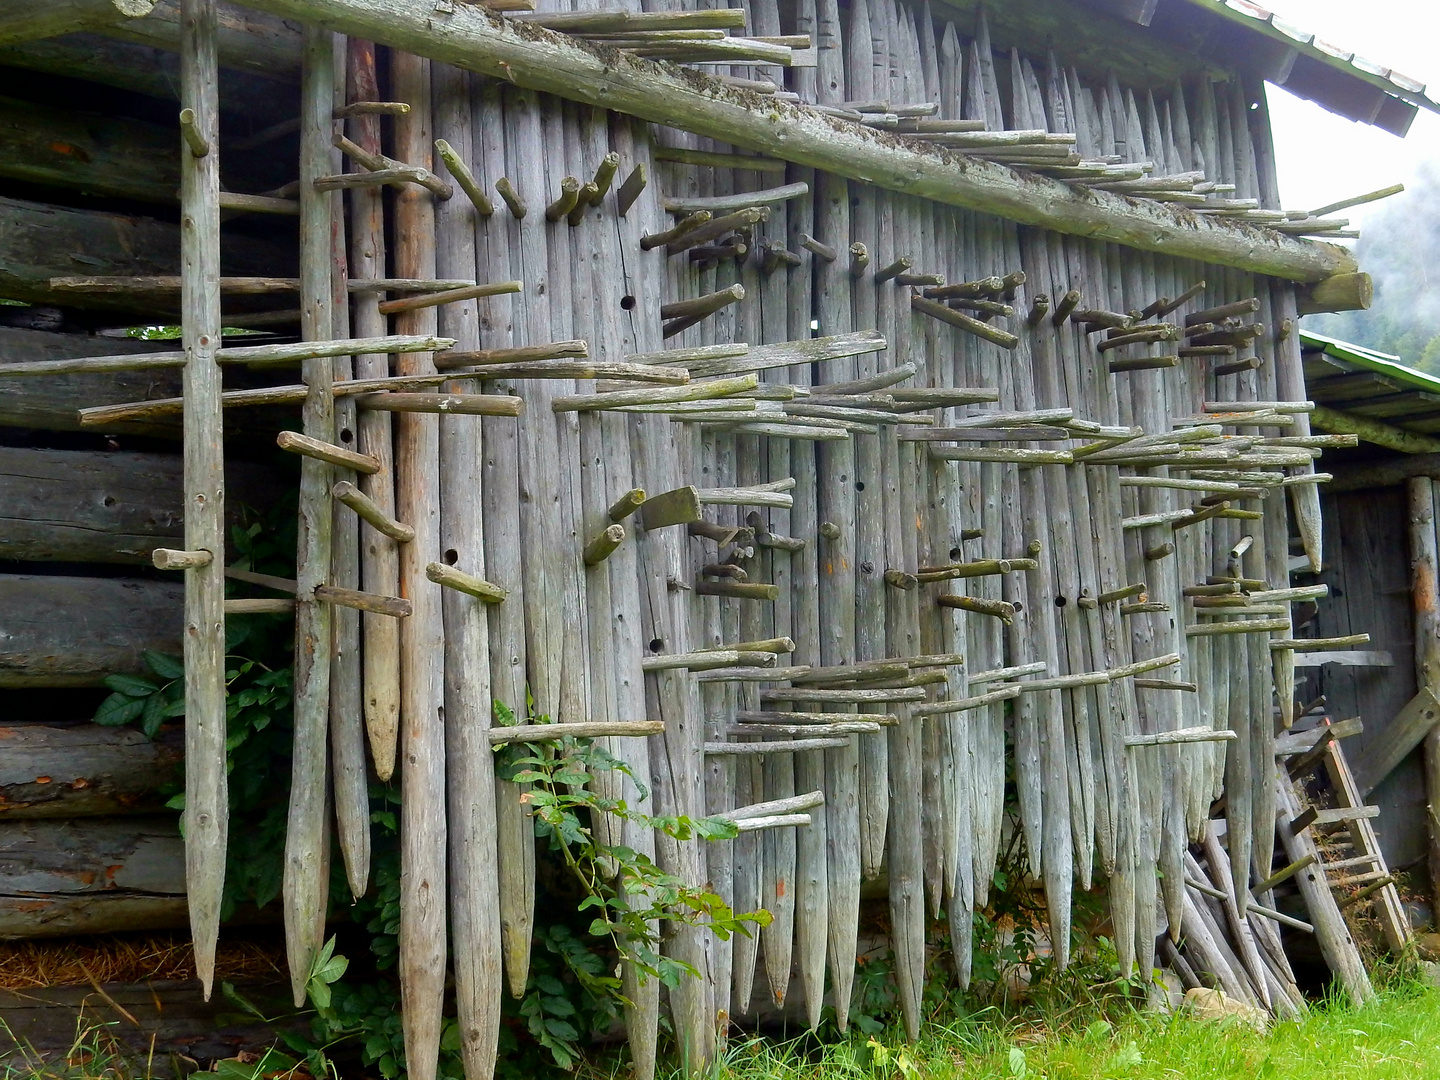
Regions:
[[697, 980, 1440, 1080]]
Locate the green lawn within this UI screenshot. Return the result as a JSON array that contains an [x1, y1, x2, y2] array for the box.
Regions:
[[704, 982, 1440, 1080]]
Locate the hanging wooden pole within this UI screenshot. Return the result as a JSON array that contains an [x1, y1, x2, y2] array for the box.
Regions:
[[284, 22, 337, 1010], [177, 0, 227, 1003], [392, 48, 449, 1080], [1408, 479, 1440, 910], [345, 40, 404, 782]]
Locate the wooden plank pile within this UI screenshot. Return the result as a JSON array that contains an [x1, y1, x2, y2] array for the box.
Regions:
[[0, 1, 1418, 1079]]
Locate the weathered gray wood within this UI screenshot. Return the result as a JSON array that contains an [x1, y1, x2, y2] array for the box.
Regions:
[[175, 0, 228, 1002], [1275, 770, 1374, 1004], [471, 74, 533, 1013], [343, 40, 401, 785], [0, 194, 289, 311], [0, 574, 182, 686], [0, 447, 276, 564], [1414, 480, 1440, 912], [0, 724, 184, 819], [0, 329, 181, 434], [326, 33, 369, 913], [432, 59, 502, 1080], [0, 0, 155, 45], [392, 51, 448, 1080], [1351, 686, 1440, 797], [283, 21, 335, 1011], [0, 816, 191, 939], [240, 0, 1353, 282]]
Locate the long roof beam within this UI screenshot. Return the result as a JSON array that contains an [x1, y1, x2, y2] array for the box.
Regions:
[[243, 0, 1352, 282]]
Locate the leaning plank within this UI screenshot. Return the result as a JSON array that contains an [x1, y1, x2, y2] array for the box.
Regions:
[[0, 194, 288, 310], [1351, 686, 1440, 797], [0, 725, 183, 819], [0, 0, 155, 46], [239, 0, 1354, 282]]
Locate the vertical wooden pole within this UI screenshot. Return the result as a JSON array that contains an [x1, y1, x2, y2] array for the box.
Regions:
[[392, 48, 448, 1080], [433, 61, 502, 1080], [328, 33, 371, 904], [345, 40, 403, 782], [178, 0, 227, 1001], [1411, 480, 1440, 907], [284, 22, 336, 1008]]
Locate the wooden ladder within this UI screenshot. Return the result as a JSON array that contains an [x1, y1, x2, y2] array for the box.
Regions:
[[1318, 738, 1412, 954]]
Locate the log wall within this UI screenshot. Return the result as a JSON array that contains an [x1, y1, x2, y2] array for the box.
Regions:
[[0, 0, 1402, 1073]]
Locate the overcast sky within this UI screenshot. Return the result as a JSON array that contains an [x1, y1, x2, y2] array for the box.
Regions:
[[1261, 0, 1440, 224]]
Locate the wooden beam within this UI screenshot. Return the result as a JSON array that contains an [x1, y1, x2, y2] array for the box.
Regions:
[[237, 0, 1355, 282], [1351, 687, 1440, 797], [0, 0, 154, 46], [0, 724, 184, 820], [1298, 273, 1373, 315], [0, 446, 278, 563], [0, 195, 290, 311], [0, 95, 178, 204], [0, 33, 295, 120], [1310, 404, 1440, 456], [0, 573, 181, 686]]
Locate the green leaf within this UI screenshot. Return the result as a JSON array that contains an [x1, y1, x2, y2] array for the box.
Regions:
[[103, 673, 158, 697], [94, 692, 145, 727], [143, 650, 185, 680], [141, 690, 170, 739]]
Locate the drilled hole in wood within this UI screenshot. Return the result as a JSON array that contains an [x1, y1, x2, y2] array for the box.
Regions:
[[855, 481, 865, 491], [949, 547, 962, 559], [621, 295, 637, 310], [339, 428, 354, 443], [103, 496, 117, 507], [443, 549, 459, 565], [649, 638, 664, 653], [1054, 595, 1067, 607]]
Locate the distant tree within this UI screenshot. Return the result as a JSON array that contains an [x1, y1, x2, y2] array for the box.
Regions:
[[1306, 161, 1440, 372]]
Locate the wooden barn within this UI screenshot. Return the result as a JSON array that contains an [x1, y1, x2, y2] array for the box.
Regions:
[[0, 0, 1435, 1075]]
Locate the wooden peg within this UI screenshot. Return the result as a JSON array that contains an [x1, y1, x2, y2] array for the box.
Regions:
[[277, 430, 381, 473], [433, 138, 494, 216], [545, 176, 581, 222], [332, 480, 415, 543], [494, 176, 526, 218], [583, 523, 626, 565], [425, 562, 508, 603], [153, 547, 213, 570], [848, 242, 870, 278], [179, 108, 210, 158]]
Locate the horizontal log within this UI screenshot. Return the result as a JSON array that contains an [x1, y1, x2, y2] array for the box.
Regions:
[[488, 721, 664, 744], [0, 724, 183, 819], [0, 446, 279, 563], [0, 194, 290, 311], [0, 0, 155, 46], [0, 94, 178, 204], [236, 0, 1354, 282], [704, 738, 849, 755], [102, 0, 302, 81], [0, 328, 182, 434], [1125, 727, 1237, 747], [0, 33, 293, 123], [0, 815, 198, 939], [0, 574, 181, 686]]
